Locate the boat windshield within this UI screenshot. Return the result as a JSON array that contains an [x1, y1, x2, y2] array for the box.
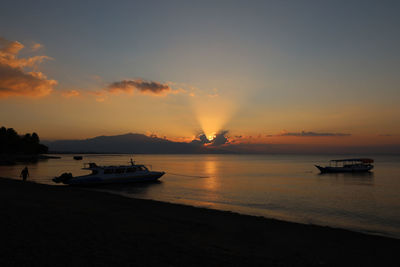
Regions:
[[137, 166, 148, 171]]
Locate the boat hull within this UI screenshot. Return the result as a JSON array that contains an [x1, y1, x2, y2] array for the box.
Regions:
[[315, 165, 373, 173], [64, 171, 165, 186]]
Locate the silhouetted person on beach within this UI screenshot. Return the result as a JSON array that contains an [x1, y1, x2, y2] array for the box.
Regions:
[[20, 167, 29, 181]]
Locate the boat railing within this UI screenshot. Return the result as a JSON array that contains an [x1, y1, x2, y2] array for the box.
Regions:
[[328, 159, 374, 167], [83, 162, 153, 172]]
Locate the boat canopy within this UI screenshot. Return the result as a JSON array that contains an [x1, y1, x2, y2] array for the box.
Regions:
[[83, 162, 149, 170], [330, 158, 374, 163]]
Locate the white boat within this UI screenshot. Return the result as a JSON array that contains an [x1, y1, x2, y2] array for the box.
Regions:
[[53, 159, 165, 185], [315, 158, 374, 173]]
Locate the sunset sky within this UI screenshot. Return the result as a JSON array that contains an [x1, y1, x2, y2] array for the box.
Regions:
[[1, 1, 399, 147]]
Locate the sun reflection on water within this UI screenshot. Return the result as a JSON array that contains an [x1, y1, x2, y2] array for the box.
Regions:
[[204, 159, 218, 191]]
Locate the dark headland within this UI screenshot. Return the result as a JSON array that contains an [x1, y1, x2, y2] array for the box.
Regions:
[[0, 177, 398, 266], [0, 127, 55, 165]]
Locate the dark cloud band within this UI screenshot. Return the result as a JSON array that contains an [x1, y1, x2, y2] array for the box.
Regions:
[[108, 79, 170, 95], [266, 131, 351, 137]]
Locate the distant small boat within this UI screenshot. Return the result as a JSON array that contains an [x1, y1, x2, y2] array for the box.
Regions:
[[73, 156, 83, 160], [315, 158, 374, 173], [53, 158, 165, 185]]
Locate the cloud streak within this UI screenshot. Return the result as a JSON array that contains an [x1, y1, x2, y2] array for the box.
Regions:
[[0, 37, 56, 98], [61, 90, 80, 98], [108, 79, 171, 95], [269, 131, 351, 137]]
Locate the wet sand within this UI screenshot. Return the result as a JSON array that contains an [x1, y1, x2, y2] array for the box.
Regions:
[[0, 177, 398, 266]]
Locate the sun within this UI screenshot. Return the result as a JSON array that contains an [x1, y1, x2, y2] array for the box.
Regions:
[[192, 99, 235, 140]]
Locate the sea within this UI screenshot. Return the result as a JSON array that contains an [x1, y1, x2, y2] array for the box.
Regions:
[[1, 154, 399, 239]]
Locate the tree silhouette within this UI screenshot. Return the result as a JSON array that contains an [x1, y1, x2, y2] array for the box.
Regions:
[[0, 126, 48, 154]]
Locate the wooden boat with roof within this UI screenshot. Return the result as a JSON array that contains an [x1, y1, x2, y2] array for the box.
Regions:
[[315, 158, 374, 173]]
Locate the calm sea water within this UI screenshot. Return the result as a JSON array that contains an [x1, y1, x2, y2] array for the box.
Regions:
[[1, 154, 399, 238]]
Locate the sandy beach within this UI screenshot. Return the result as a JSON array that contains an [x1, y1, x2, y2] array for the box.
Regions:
[[0, 177, 398, 266]]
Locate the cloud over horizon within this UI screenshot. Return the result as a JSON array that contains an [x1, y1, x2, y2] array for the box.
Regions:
[[108, 79, 171, 95], [209, 130, 229, 146], [0, 37, 56, 98], [191, 130, 230, 146]]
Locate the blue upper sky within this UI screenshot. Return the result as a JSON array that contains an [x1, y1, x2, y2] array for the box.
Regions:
[[1, 0, 400, 140]]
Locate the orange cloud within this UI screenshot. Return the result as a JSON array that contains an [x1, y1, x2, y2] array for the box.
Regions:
[[31, 42, 43, 51], [61, 90, 80, 98], [0, 38, 24, 54], [108, 79, 171, 95], [0, 37, 56, 98]]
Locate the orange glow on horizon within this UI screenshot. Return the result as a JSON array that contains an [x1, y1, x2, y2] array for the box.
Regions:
[[228, 134, 400, 146]]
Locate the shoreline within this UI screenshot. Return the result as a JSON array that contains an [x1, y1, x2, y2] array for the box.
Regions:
[[0, 154, 61, 165], [96, 187, 397, 240], [0, 177, 399, 266]]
